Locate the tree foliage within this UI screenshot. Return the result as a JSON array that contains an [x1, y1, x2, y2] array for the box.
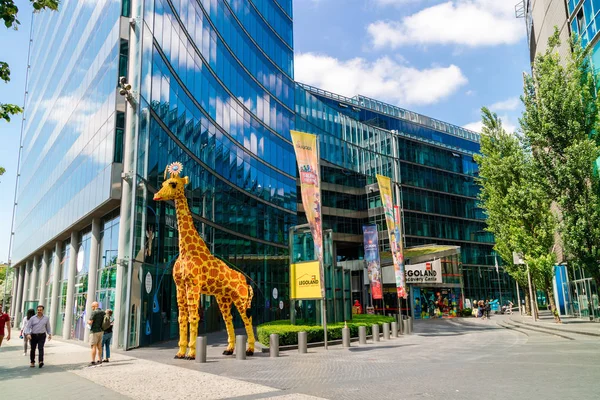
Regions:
[[521, 28, 600, 281], [475, 108, 556, 291], [0, 0, 59, 122]]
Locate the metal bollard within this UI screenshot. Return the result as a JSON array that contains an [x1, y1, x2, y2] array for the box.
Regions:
[[298, 331, 308, 353], [342, 326, 351, 347], [358, 326, 367, 344], [270, 333, 279, 358], [383, 323, 390, 340], [391, 321, 398, 338], [402, 319, 409, 335], [372, 324, 380, 342], [236, 335, 247, 360], [195, 336, 207, 363], [408, 317, 413, 334]]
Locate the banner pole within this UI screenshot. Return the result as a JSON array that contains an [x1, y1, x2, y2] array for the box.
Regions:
[[316, 138, 328, 350]]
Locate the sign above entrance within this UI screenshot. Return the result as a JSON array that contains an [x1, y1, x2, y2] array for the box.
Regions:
[[405, 259, 442, 284]]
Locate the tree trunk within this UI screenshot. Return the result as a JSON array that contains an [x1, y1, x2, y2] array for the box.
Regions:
[[546, 287, 562, 323], [525, 293, 531, 316]]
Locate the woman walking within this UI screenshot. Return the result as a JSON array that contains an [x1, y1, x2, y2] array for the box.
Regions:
[[20, 309, 35, 356]]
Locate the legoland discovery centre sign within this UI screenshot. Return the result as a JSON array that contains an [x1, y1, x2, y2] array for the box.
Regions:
[[405, 259, 442, 283]]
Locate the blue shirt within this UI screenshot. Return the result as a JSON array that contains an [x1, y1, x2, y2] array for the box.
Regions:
[[24, 315, 51, 335]]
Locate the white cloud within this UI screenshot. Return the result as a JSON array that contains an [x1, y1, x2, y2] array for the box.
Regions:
[[463, 114, 517, 134], [367, 0, 523, 48], [295, 52, 467, 106], [489, 96, 520, 111]]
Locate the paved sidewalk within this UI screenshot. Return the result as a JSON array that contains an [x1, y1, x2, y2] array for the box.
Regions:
[[509, 310, 600, 337], [0, 328, 326, 400]]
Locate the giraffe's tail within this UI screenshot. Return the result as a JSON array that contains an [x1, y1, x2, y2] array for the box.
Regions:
[[245, 284, 254, 317]]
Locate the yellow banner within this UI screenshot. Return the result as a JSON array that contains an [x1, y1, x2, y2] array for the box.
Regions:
[[290, 261, 323, 299], [376, 174, 407, 298], [290, 130, 325, 298]]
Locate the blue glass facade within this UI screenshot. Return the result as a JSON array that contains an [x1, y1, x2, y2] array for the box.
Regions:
[[569, 0, 600, 72], [13, 0, 123, 264], [11, 0, 509, 345], [295, 83, 501, 301], [129, 0, 297, 343]]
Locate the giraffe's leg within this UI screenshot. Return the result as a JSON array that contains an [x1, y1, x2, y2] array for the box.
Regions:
[[174, 282, 189, 359], [217, 297, 235, 355], [185, 281, 201, 360], [234, 298, 256, 356]]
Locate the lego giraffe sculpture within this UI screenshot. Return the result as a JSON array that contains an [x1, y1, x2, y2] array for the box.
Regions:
[[153, 162, 255, 359]]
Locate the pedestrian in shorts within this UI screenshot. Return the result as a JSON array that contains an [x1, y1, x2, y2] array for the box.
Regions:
[[88, 302, 105, 366]]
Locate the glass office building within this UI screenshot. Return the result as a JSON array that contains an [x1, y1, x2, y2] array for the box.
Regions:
[[10, 0, 296, 350], [10, 0, 511, 349], [295, 84, 517, 309]]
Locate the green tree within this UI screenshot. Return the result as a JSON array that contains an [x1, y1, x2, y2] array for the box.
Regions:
[[475, 108, 559, 321], [521, 28, 600, 283], [0, 0, 59, 122]]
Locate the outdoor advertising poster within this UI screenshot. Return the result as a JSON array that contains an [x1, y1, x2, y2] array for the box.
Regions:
[[290, 261, 322, 299], [376, 174, 407, 299], [362, 224, 383, 300], [290, 130, 325, 298]]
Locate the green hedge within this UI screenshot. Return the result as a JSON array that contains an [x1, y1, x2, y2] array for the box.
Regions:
[[257, 314, 396, 347]]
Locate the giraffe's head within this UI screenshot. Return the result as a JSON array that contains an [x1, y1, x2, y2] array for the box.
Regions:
[[153, 162, 189, 202]]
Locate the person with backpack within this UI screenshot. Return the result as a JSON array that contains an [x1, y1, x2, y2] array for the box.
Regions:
[[101, 309, 113, 363], [20, 308, 35, 355], [87, 302, 105, 366]]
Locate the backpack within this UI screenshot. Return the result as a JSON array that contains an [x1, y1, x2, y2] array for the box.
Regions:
[[101, 314, 111, 331]]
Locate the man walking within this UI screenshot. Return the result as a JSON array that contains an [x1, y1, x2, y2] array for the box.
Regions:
[[24, 305, 51, 368], [88, 302, 105, 366], [0, 306, 11, 347]]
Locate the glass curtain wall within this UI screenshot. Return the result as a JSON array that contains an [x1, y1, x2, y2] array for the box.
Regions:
[[56, 239, 70, 336], [124, 0, 296, 347], [44, 251, 55, 312], [97, 213, 119, 312], [72, 230, 90, 341]]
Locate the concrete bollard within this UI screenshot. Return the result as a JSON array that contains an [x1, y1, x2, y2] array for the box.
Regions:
[[358, 326, 367, 344], [236, 335, 247, 360], [372, 324, 380, 342], [391, 321, 398, 338], [342, 326, 351, 347], [298, 331, 308, 353], [383, 323, 390, 340], [195, 336, 207, 363], [270, 333, 279, 358]]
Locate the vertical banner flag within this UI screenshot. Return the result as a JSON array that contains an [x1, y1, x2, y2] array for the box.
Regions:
[[376, 174, 407, 299], [290, 130, 325, 298], [362, 225, 383, 299]]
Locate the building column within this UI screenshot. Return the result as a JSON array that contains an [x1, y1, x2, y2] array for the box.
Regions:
[[49, 241, 62, 334], [11, 265, 22, 318], [39, 249, 51, 307], [62, 231, 79, 339], [84, 218, 101, 343], [14, 266, 24, 321], [21, 260, 31, 312], [30, 254, 39, 303]]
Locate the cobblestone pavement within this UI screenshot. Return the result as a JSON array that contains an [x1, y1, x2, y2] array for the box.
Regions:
[[0, 328, 323, 400], [2, 316, 599, 400], [132, 315, 600, 400]]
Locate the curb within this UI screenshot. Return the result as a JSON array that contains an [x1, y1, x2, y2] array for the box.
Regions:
[[508, 317, 600, 338]]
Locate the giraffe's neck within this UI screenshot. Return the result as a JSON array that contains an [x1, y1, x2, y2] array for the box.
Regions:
[[174, 197, 211, 255]]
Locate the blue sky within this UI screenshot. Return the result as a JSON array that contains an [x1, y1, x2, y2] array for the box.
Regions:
[[0, 0, 530, 262]]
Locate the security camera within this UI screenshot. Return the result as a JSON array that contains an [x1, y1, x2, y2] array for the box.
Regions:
[[119, 76, 128, 85], [119, 88, 128, 96]]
